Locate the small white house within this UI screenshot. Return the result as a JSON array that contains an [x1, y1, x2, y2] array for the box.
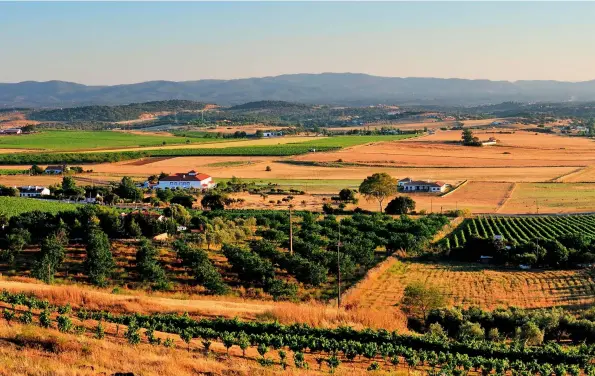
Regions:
[[402, 180, 447, 193], [19, 186, 50, 198], [44, 165, 68, 174], [155, 170, 215, 190]]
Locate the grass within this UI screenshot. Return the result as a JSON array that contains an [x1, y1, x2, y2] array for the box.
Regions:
[[0, 196, 80, 218], [0, 130, 214, 151], [216, 178, 362, 193], [206, 161, 254, 168], [502, 182, 595, 213], [0, 169, 28, 175], [343, 259, 595, 310]]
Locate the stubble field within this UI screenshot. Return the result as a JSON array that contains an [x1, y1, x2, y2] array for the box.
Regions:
[[344, 259, 595, 311]]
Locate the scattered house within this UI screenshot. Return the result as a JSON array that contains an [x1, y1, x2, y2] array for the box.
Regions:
[[402, 180, 448, 193], [519, 264, 532, 270], [19, 186, 50, 198], [0, 128, 22, 135], [44, 165, 69, 174], [481, 137, 498, 146], [153, 170, 216, 190], [397, 177, 412, 188], [262, 131, 282, 137]]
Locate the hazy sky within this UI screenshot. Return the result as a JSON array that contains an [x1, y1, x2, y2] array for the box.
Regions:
[[1, 2, 595, 85]]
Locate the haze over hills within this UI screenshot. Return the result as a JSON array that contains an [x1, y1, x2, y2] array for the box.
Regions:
[[2, 73, 595, 108]]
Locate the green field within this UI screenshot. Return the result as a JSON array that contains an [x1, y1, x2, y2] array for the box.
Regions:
[[0, 131, 220, 151], [0, 196, 80, 217], [0, 134, 415, 165]]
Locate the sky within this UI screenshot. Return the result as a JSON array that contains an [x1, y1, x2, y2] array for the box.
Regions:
[[1, 1, 595, 85]]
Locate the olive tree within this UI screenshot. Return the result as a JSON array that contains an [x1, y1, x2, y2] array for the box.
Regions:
[[359, 173, 398, 212]]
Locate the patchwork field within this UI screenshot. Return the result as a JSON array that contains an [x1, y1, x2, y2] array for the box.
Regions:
[[295, 130, 595, 168], [343, 259, 595, 311], [500, 182, 595, 214]]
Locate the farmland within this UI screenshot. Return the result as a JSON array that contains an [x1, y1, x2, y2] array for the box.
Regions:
[[0, 130, 203, 151], [0, 196, 79, 217], [442, 214, 595, 249], [344, 258, 595, 310]]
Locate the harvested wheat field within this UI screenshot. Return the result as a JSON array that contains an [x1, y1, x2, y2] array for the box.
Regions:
[[80, 157, 575, 183], [343, 259, 595, 311], [499, 182, 595, 214], [296, 130, 595, 168]]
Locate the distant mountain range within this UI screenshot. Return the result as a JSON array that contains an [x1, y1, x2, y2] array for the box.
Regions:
[[2, 73, 595, 108]]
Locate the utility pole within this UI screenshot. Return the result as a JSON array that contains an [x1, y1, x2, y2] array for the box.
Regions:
[[289, 206, 293, 255], [536, 200, 539, 214], [337, 220, 341, 309]]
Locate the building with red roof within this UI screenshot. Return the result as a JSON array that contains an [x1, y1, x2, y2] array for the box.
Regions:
[[154, 171, 215, 190]]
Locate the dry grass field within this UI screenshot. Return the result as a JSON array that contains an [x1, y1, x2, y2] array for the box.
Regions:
[[343, 259, 595, 311], [499, 182, 595, 214], [295, 130, 595, 168]]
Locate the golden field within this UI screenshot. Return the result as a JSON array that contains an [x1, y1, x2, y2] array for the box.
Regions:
[[343, 259, 595, 311]]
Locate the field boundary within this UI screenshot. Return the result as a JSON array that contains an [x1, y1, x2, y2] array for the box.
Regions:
[[440, 179, 468, 197], [550, 166, 587, 182], [494, 182, 516, 213]]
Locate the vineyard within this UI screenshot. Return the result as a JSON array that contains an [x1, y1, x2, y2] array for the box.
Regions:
[[0, 196, 80, 218], [441, 215, 595, 249], [1, 290, 595, 376]]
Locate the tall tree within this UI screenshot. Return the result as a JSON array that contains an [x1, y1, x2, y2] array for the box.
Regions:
[[85, 228, 115, 286], [116, 177, 143, 202], [359, 173, 398, 212], [385, 196, 416, 215], [33, 233, 67, 284]]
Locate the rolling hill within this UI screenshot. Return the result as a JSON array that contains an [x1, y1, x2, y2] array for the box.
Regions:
[[2, 73, 595, 107]]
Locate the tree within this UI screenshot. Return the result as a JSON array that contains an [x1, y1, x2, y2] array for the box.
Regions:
[[170, 194, 196, 209], [156, 188, 174, 203], [255, 130, 264, 138], [462, 129, 481, 146], [61, 176, 85, 199], [201, 192, 227, 211], [2, 228, 30, 264], [30, 164, 44, 175], [84, 228, 115, 286], [164, 204, 191, 225], [458, 321, 485, 340], [116, 176, 143, 202], [359, 173, 398, 212], [385, 196, 416, 215], [400, 281, 446, 322], [338, 188, 357, 203], [33, 234, 67, 284], [136, 239, 168, 289]]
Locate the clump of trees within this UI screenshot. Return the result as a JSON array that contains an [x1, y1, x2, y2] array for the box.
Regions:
[[461, 129, 482, 146]]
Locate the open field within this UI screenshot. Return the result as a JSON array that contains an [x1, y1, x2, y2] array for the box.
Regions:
[[500, 182, 595, 214], [343, 259, 595, 311], [0, 130, 198, 151], [296, 130, 595, 168]]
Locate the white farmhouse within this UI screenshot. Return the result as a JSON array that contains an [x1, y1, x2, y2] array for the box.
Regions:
[[19, 186, 50, 198], [402, 180, 448, 193], [155, 170, 215, 190]]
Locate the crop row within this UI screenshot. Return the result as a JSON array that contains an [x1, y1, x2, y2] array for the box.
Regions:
[[1, 290, 593, 371], [443, 215, 595, 249]]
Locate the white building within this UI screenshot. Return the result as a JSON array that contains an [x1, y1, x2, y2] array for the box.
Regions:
[[44, 165, 68, 174], [155, 170, 215, 190], [19, 186, 50, 198], [402, 180, 448, 193]]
